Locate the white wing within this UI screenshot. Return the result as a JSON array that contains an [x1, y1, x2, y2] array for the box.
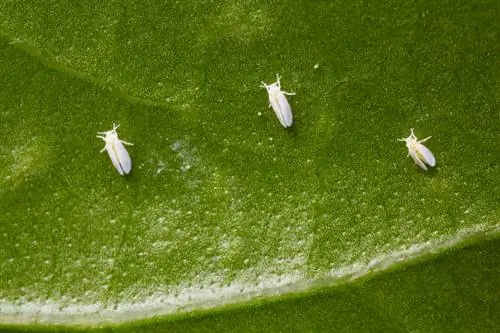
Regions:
[[269, 92, 293, 128], [409, 149, 428, 171], [276, 93, 293, 127], [416, 143, 436, 167], [114, 140, 132, 174], [106, 143, 125, 175]]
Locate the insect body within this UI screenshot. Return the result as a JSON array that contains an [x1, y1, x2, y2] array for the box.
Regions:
[[97, 124, 133, 175], [398, 128, 436, 171], [260, 74, 296, 128]]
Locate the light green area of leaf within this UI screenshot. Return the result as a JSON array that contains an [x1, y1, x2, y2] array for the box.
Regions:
[[0, 0, 499, 327], [1, 237, 499, 332]]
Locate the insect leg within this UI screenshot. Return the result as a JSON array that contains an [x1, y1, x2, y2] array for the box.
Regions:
[[419, 136, 432, 143], [120, 140, 134, 146]]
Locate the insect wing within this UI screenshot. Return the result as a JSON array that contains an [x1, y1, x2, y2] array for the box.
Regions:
[[276, 92, 293, 127], [269, 92, 293, 128], [409, 148, 428, 171], [268, 93, 284, 127], [415, 143, 435, 167], [114, 140, 132, 174], [104, 143, 124, 175]]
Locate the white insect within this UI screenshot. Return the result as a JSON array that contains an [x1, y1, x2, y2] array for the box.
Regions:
[[398, 128, 436, 171], [260, 74, 296, 128], [97, 124, 133, 175]]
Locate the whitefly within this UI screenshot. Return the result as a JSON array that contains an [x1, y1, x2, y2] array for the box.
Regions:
[[398, 128, 436, 171], [260, 74, 296, 128], [96, 123, 133, 175]]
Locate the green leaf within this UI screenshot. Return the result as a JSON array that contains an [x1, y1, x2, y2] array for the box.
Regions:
[[0, 0, 498, 330], [2, 237, 499, 332]]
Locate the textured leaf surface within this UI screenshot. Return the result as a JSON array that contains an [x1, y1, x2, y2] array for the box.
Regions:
[[0, 0, 498, 326], [2, 237, 499, 332]]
